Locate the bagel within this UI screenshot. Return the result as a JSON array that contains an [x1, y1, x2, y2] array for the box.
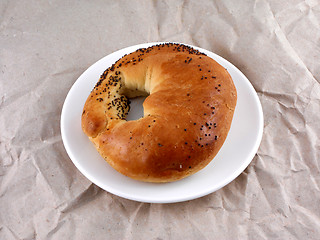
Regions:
[[81, 43, 237, 182]]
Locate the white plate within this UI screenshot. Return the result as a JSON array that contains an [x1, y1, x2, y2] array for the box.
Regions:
[[61, 42, 263, 203]]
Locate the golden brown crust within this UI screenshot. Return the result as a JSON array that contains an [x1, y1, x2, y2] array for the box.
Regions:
[[81, 43, 237, 182]]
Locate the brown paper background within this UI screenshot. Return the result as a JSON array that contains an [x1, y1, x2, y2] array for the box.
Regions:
[[1, 0, 320, 239]]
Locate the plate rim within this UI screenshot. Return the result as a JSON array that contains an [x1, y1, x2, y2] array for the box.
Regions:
[[61, 41, 264, 203]]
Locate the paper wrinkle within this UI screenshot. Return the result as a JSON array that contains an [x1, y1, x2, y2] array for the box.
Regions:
[[51, 67, 82, 78], [1, 0, 320, 239], [31, 207, 60, 239], [0, 142, 24, 196], [187, 220, 211, 240], [0, 1, 11, 30], [32, 158, 57, 198], [123, 202, 146, 239], [210, 1, 241, 38], [271, 1, 320, 83], [46, 220, 67, 239], [259, 0, 320, 88], [0, 225, 21, 240], [59, 184, 102, 214]]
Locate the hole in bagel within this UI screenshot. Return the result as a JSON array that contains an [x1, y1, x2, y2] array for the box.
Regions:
[[126, 96, 148, 121]]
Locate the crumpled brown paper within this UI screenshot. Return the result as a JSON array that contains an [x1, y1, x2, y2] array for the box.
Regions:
[[1, 0, 319, 239]]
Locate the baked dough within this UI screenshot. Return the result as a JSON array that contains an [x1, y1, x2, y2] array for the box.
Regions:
[[81, 43, 237, 182]]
